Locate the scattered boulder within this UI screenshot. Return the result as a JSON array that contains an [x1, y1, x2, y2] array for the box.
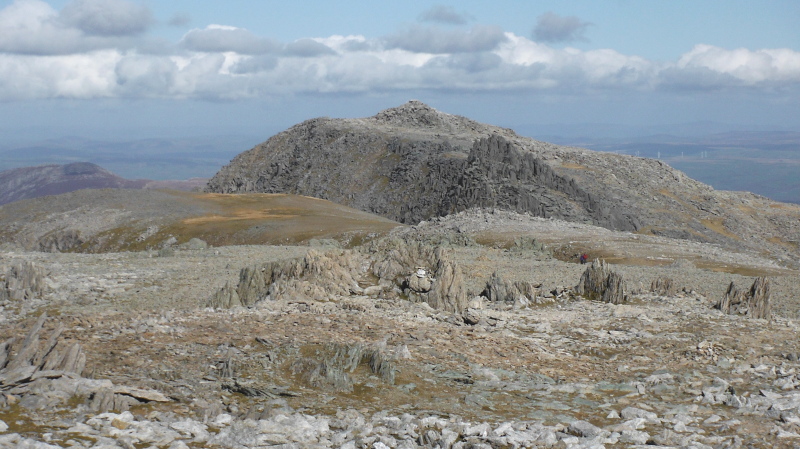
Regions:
[[575, 259, 627, 304], [716, 277, 771, 320]]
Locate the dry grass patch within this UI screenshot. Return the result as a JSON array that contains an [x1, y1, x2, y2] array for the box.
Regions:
[[700, 218, 741, 241]]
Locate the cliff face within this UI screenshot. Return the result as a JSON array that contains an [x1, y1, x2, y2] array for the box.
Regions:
[[206, 101, 800, 265]]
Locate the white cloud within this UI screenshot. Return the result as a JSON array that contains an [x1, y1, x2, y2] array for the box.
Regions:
[[0, 50, 120, 99], [284, 38, 336, 57], [0, 1, 798, 102], [0, 0, 81, 54], [674, 44, 800, 86]]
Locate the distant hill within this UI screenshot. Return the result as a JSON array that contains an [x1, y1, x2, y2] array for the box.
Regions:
[[206, 101, 800, 266], [0, 162, 206, 205]]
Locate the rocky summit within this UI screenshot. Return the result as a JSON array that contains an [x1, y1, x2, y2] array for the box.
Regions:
[[3, 103, 800, 449], [207, 101, 800, 268]]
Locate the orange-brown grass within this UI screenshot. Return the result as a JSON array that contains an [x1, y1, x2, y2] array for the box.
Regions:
[[80, 192, 402, 252], [700, 218, 741, 241]]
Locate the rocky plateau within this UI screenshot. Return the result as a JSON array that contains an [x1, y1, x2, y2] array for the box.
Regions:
[[1, 103, 800, 448]]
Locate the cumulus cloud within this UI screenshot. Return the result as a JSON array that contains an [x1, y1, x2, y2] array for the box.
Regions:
[[0, 0, 799, 103], [384, 25, 507, 54], [60, 0, 153, 36], [0, 50, 120, 99], [0, 0, 83, 54], [284, 39, 336, 57], [418, 6, 472, 25], [533, 12, 592, 43], [180, 25, 281, 55]]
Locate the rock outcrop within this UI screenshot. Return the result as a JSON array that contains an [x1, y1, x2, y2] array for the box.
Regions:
[[0, 313, 170, 412], [209, 236, 469, 313], [575, 259, 627, 304], [0, 258, 46, 301], [716, 276, 771, 320], [650, 276, 678, 297], [481, 272, 543, 306], [205, 101, 800, 267]]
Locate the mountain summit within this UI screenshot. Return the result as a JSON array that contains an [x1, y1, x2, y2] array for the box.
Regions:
[[206, 101, 800, 266]]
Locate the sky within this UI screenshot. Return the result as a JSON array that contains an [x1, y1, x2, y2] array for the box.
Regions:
[[1, 0, 799, 144]]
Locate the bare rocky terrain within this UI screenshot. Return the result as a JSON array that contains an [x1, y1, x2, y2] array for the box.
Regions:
[[2, 206, 800, 448], [2, 104, 800, 448]]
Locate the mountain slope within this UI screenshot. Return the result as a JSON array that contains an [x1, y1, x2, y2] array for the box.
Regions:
[[206, 101, 800, 267], [0, 162, 208, 206], [0, 162, 148, 205]]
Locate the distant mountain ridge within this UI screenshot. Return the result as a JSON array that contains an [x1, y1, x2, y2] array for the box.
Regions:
[[0, 162, 206, 205], [206, 101, 800, 267]]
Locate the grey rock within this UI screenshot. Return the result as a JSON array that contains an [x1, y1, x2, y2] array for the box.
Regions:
[[575, 259, 627, 304], [0, 259, 47, 301], [211, 237, 468, 312], [716, 276, 771, 320], [178, 238, 208, 250], [567, 420, 604, 438], [650, 276, 677, 296], [481, 272, 541, 305], [620, 407, 659, 422]]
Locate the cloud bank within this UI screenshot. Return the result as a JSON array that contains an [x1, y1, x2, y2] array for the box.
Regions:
[[0, 0, 799, 101]]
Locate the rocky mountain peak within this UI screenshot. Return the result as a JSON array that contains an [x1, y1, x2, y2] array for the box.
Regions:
[[369, 100, 483, 133], [206, 102, 800, 265]]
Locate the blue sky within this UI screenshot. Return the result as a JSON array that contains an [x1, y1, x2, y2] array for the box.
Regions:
[[1, 0, 799, 143]]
